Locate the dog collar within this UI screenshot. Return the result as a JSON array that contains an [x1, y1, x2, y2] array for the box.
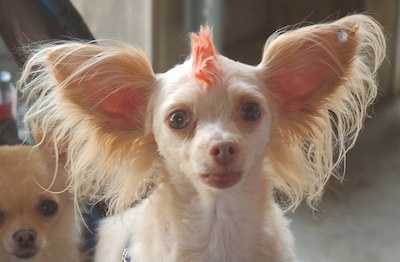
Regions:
[[121, 237, 132, 262], [121, 249, 131, 262]]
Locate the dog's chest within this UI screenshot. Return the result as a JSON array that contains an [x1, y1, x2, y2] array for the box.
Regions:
[[182, 213, 259, 261], [132, 196, 265, 261]]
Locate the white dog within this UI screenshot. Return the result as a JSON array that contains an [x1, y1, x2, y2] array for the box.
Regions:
[[19, 14, 385, 261]]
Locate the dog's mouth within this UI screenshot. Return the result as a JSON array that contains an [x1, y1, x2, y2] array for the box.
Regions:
[[201, 171, 242, 189], [13, 248, 39, 259]]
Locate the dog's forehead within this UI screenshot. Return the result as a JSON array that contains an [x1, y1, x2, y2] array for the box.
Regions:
[[217, 55, 260, 80], [154, 58, 266, 120], [0, 147, 67, 193], [160, 55, 261, 92]]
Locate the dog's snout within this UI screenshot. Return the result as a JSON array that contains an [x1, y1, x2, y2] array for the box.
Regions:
[[13, 229, 37, 248], [209, 140, 239, 165]]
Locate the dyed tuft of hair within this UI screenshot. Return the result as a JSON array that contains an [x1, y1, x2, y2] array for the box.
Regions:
[[190, 26, 220, 87]]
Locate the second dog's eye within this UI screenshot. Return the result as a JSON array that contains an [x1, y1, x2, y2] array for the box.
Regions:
[[241, 102, 260, 121], [39, 200, 58, 217], [169, 111, 190, 129], [0, 210, 4, 224]]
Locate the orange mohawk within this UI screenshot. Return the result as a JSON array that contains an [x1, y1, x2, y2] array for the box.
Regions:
[[190, 26, 220, 87]]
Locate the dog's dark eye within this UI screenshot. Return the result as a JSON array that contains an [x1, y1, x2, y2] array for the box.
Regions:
[[169, 111, 190, 129], [0, 210, 4, 224], [241, 102, 260, 121], [39, 200, 58, 217]]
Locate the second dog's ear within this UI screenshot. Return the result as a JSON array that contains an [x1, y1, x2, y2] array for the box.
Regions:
[[48, 43, 156, 134], [260, 19, 359, 113]]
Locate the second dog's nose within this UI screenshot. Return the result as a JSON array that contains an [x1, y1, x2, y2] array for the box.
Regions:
[[209, 140, 239, 165], [13, 229, 37, 248]]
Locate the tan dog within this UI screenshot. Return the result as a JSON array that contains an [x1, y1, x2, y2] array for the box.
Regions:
[[19, 14, 385, 261], [0, 145, 80, 262]]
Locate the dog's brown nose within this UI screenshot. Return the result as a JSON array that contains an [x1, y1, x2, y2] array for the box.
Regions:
[[13, 229, 37, 248], [209, 140, 239, 165]]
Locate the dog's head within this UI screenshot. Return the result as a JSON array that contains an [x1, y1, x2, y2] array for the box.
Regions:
[[19, 15, 385, 212], [151, 29, 272, 192], [0, 145, 73, 260]]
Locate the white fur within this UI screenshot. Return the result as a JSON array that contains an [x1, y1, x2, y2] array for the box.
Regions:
[[95, 58, 296, 261]]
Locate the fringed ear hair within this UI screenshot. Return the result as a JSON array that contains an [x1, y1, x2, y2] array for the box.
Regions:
[[263, 20, 360, 112], [190, 26, 221, 87], [47, 44, 155, 133], [259, 15, 385, 209], [19, 42, 158, 213]]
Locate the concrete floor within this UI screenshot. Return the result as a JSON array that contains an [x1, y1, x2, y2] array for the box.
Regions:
[[289, 98, 400, 261]]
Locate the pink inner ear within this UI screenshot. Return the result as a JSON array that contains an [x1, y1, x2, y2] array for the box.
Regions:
[[50, 45, 155, 133], [93, 87, 147, 130], [66, 76, 149, 132], [191, 26, 220, 87], [270, 63, 332, 111], [266, 25, 358, 113]]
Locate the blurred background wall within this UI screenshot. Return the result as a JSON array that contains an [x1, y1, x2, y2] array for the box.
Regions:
[[69, 0, 399, 98]]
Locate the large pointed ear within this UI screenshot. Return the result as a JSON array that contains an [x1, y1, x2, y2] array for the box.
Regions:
[[19, 42, 158, 211], [259, 15, 385, 209], [261, 18, 359, 113], [47, 43, 156, 134]]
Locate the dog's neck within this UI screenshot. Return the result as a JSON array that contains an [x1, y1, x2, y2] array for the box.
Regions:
[[153, 165, 273, 260]]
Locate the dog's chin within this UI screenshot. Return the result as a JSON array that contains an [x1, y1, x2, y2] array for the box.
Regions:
[[200, 171, 242, 189]]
